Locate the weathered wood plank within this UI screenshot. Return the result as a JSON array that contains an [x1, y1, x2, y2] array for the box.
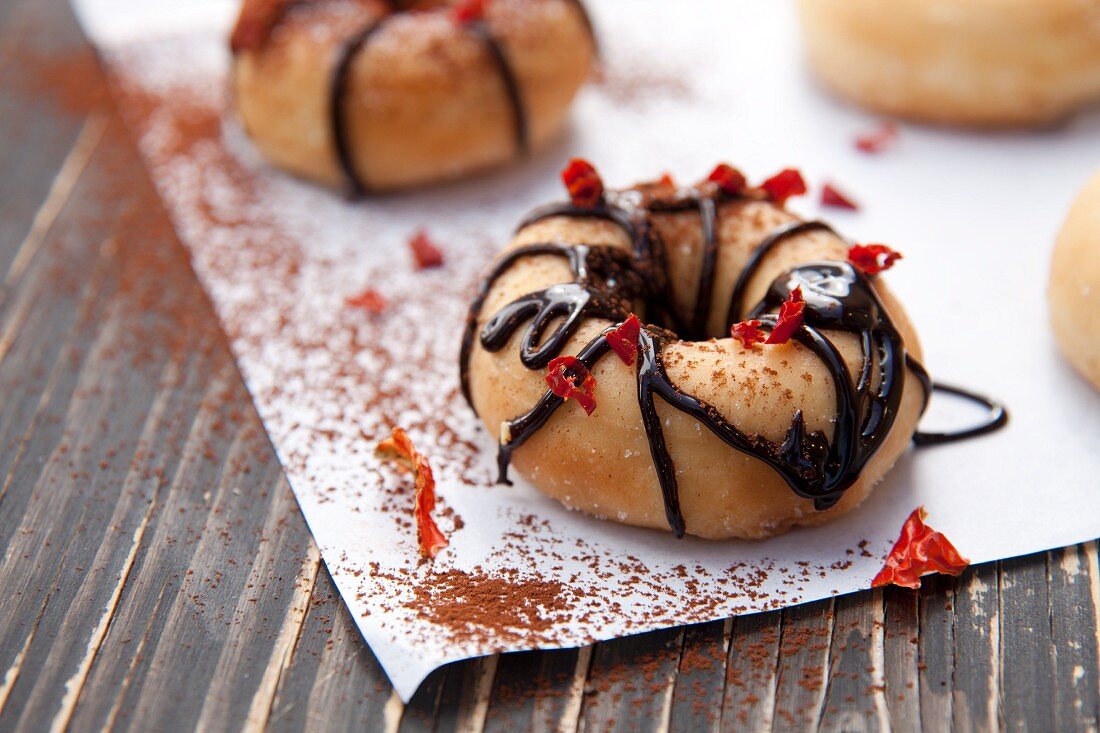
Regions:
[[770, 600, 834, 730], [0, 3, 326, 729], [719, 610, 782, 731], [816, 592, 888, 732], [1047, 543, 1100, 732], [999, 553, 1058, 732], [950, 563, 999, 732], [483, 648, 586, 732], [579, 627, 684, 732], [917, 574, 955, 730], [0, 0, 106, 280], [267, 568, 396, 732], [398, 666, 449, 733], [880, 586, 920, 733], [668, 620, 727, 733]]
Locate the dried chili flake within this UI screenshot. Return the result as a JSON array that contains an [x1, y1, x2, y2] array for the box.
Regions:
[[707, 163, 747, 196], [607, 314, 642, 365], [561, 158, 604, 208], [408, 229, 444, 270], [376, 427, 449, 559], [872, 507, 969, 589], [730, 320, 767, 349], [821, 182, 859, 211], [546, 356, 597, 415], [848, 243, 903, 275], [730, 319, 765, 347], [451, 0, 488, 24], [855, 121, 899, 154], [765, 286, 805, 344], [759, 168, 808, 205], [658, 173, 676, 189], [345, 288, 388, 314]]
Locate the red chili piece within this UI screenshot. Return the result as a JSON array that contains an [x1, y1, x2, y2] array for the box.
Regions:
[[872, 507, 969, 589], [452, 0, 488, 24], [346, 288, 388, 314], [855, 121, 899, 154], [848, 243, 903, 275], [561, 158, 604, 208], [730, 320, 766, 349], [707, 163, 747, 196], [821, 182, 859, 211], [546, 356, 598, 415], [759, 168, 808, 205], [765, 286, 805, 344], [408, 229, 445, 270], [377, 427, 449, 559], [607, 314, 642, 366]]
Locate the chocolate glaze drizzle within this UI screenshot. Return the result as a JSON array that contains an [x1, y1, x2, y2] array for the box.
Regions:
[[329, 12, 530, 195], [912, 382, 1009, 446], [233, 2, 597, 194], [460, 184, 1007, 537], [330, 19, 390, 196], [325, 0, 598, 195]]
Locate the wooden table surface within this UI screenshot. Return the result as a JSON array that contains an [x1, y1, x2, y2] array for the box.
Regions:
[[1, 0, 1098, 730]]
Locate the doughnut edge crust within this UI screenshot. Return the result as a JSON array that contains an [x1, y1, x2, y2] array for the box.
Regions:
[[797, 0, 1100, 128], [461, 169, 930, 540], [1050, 169, 1100, 391]]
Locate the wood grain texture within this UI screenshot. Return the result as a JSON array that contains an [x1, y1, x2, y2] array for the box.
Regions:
[[0, 0, 1097, 731]]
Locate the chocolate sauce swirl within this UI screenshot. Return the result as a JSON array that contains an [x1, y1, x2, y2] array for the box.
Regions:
[[327, 0, 603, 194], [330, 19, 390, 196], [913, 383, 1009, 446], [460, 185, 1007, 537]]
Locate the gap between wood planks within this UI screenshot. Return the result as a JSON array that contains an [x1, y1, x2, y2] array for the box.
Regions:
[[243, 544, 323, 732], [46, 364, 181, 733]]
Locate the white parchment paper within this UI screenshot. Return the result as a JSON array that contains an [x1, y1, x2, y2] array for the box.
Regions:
[[71, 0, 1100, 700]]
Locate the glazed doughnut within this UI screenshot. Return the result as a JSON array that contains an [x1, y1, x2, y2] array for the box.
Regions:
[[229, 0, 596, 193], [460, 162, 934, 540], [797, 0, 1100, 127], [1050, 169, 1100, 390]]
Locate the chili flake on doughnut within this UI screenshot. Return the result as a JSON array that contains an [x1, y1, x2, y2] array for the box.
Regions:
[[607, 314, 641, 365], [452, 0, 489, 24], [759, 168, 807, 205], [561, 158, 604, 208], [730, 320, 766, 349], [765, 287, 806, 344], [872, 507, 969, 589], [707, 164, 747, 196], [376, 427, 449, 559], [546, 356, 597, 415], [849, 243, 903, 275]]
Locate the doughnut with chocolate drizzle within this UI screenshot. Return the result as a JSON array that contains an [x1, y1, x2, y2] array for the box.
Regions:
[[230, 0, 596, 193], [460, 162, 1007, 539]]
